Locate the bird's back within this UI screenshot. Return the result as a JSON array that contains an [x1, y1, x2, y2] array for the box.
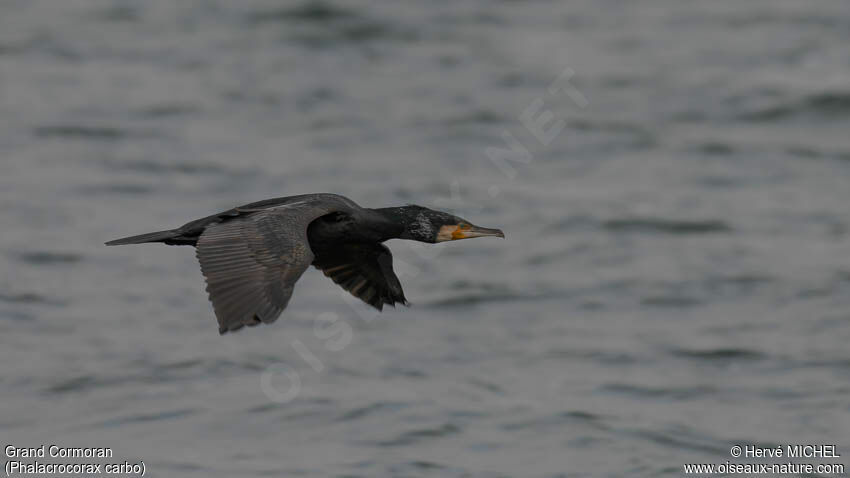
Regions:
[[106, 193, 360, 247]]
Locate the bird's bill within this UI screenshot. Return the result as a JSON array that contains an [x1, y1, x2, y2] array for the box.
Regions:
[[436, 224, 505, 242]]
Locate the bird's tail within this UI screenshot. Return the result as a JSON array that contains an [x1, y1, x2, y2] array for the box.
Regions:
[[105, 229, 178, 246]]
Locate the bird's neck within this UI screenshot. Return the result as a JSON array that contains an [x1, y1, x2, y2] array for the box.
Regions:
[[309, 208, 412, 245], [366, 207, 411, 241]]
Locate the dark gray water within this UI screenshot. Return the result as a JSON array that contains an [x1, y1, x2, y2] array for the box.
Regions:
[[2, 1, 850, 476]]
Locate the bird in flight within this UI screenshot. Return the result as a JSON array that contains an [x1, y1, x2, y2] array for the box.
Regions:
[[106, 193, 504, 334]]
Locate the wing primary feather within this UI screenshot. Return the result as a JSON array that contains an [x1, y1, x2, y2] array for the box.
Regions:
[[312, 243, 406, 311]]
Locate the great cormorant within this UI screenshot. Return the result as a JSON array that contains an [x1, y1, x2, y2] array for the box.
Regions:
[[106, 193, 504, 334]]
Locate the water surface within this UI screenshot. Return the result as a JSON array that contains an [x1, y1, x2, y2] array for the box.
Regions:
[[1, 1, 849, 476]]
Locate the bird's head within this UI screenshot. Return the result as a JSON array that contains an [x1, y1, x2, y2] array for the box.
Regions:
[[389, 205, 505, 244]]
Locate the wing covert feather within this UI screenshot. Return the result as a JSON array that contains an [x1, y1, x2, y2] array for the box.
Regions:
[[196, 198, 354, 334]]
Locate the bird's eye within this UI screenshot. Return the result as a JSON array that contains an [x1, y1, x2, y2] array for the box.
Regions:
[[459, 223, 471, 230]]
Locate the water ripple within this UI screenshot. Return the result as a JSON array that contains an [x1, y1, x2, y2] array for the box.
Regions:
[[739, 91, 850, 121], [243, 2, 357, 24], [90, 408, 198, 428], [602, 218, 733, 235], [378, 423, 461, 447], [33, 125, 132, 141], [670, 347, 766, 361], [337, 401, 408, 422], [17, 251, 83, 265], [600, 383, 718, 401], [0, 291, 65, 307], [501, 410, 608, 432]]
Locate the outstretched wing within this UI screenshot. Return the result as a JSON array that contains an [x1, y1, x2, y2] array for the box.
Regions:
[[196, 197, 355, 334], [313, 243, 407, 310]]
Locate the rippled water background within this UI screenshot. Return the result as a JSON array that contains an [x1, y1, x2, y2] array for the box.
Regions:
[[2, 1, 850, 476]]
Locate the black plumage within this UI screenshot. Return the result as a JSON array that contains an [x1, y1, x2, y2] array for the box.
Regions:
[[106, 193, 504, 334]]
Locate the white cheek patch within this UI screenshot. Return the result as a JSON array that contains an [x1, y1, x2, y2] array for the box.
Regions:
[[435, 225, 459, 242]]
